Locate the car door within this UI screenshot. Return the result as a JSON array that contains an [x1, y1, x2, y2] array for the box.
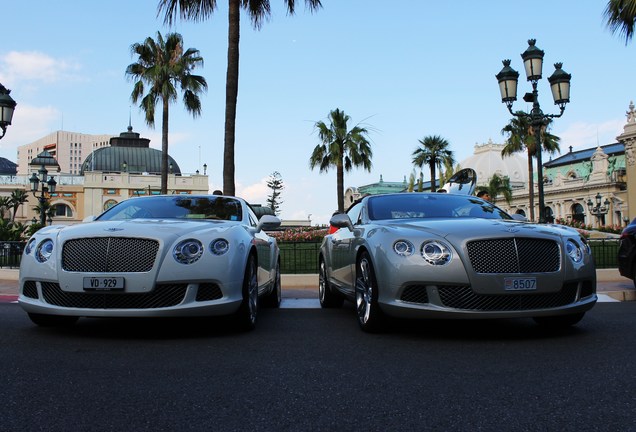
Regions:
[[330, 203, 363, 296]]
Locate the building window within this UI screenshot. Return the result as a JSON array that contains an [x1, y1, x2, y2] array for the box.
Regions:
[[54, 204, 73, 217]]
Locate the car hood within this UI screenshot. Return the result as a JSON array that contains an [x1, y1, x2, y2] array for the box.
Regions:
[[35, 219, 239, 242], [380, 218, 581, 242]]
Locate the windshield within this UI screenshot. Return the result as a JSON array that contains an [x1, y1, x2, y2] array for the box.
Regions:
[[367, 194, 512, 221], [97, 196, 243, 222]]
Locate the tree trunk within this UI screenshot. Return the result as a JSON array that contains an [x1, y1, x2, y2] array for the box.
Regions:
[[429, 162, 437, 192], [527, 151, 535, 221], [223, 0, 240, 196], [161, 95, 169, 195], [337, 160, 345, 213]]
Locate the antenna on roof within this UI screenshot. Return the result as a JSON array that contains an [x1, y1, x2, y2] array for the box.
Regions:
[[128, 106, 133, 132]]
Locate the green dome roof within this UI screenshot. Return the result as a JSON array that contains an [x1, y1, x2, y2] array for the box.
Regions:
[[80, 125, 181, 175]]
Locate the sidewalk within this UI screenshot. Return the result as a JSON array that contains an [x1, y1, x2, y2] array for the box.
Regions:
[[1, 269, 634, 301]]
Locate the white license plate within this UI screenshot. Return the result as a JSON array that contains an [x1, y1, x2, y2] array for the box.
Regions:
[[83, 277, 125, 291], [504, 277, 537, 291]]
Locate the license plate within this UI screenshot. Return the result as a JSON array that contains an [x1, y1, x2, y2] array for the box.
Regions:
[[504, 277, 537, 291], [83, 277, 125, 291]]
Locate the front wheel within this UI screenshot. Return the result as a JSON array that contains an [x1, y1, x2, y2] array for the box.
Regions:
[[28, 313, 78, 327], [533, 312, 585, 329], [234, 254, 258, 331], [355, 252, 384, 333]]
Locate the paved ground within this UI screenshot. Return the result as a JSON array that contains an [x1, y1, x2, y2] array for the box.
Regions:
[[1, 268, 634, 301]]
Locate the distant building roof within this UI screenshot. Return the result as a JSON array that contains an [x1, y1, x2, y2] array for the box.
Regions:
[[0, 156, 17, 175], [545, 143, 624, 168], [80, 125, 181, 175]]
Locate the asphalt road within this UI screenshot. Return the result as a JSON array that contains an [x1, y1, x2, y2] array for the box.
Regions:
[[1, 302, 636, 431]]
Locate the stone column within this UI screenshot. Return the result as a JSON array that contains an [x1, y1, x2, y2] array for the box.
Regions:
[[616, 101, 636, 221]]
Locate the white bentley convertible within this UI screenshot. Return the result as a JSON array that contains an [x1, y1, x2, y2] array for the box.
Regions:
[[19, 195, 281, 331]]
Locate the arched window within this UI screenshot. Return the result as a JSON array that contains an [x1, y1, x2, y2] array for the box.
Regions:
[[545, 206, 554, 224], [516, 209, 526, 217], [571, 203, 585, 223], [54, 204, 73, 217], [104, 199, 118, 211]]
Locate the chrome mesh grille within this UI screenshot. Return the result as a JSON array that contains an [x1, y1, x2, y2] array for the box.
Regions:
[[438, 284, 578, 311], [195, 283, 223, 302], [466, 238, 560, 274], [41, 282, 187, 309], [62, 237, 159, 272], [400, 285, 429, 303]]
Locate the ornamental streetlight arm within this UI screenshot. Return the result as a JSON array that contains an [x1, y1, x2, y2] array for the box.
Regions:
[[495, 39, 571, 224]]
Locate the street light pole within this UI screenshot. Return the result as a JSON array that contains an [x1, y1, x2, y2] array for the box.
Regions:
[[28, 151, 60, 226], [496, 39, 571, 223], [587, 193, 610, 226]]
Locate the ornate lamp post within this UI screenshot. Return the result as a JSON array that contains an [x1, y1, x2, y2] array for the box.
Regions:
[[0, 83, 17, 140], [587, 193, 610, 226], [29, 150, 60, 226], [496, 39, 571, 223]]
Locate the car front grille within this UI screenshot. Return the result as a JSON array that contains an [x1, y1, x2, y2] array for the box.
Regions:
[[22, 280, 38, 299], [466, 238, 560, 274], [62, 237, 159, 272], [438, 284, 578, 311], [400, 285, 429, 303], [41, 282, 187, 309]]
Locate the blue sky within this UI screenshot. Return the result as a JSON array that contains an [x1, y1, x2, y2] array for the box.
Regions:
[[1, 1, 634, 225]]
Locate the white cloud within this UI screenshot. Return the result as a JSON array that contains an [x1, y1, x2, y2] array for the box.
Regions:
[[236, 178, 269, 204], [0, 104, 60, 154], [0, 51, 83, 85]]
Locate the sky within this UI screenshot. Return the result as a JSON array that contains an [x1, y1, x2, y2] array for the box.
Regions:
[[1, 1, 634, 225]]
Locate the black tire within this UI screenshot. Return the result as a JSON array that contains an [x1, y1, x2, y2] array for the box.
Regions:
[[262, 260, 281, 308], [319, 258, 344, 308], [355, 252, 384, 332], [533, 312, 585, 329], [28, 313, 78, 327], [234, 254, 258, 331]]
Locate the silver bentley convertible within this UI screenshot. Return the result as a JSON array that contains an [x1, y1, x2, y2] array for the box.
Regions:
[[19, 195, 281, 331], [319, 190, 597, 332]]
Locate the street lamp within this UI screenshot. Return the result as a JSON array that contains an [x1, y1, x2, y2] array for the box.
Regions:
[[496, 39, 571, 223], [203, 163, 207, 175], [28, 150, 60, 226], [587, 193, 610, 226], [0, 83, 17, 140]]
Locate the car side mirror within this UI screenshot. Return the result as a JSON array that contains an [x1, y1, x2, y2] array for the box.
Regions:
[[330, 213, 354, 231], [256, 215, 281, 233]]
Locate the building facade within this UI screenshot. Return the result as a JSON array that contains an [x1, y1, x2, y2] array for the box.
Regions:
[[2, 127, 209, 225]]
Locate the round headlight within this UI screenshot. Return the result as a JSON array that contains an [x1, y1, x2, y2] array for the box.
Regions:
[[421, 240, 452, 265], [35, 239, 54, 263], [210, 238, 230, 256], [393, 240, 414, 257], [566, 239, 583, 263], [25, 238, 36, 255], [173, 239, 204, 264]]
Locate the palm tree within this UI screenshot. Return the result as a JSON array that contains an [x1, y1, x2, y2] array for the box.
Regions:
[[412, 135, 455, 192], [604, 0, 636, 43], [501, 113, 560, 221], [126, 31, 207, 194], [9, 189, 29, 222], [159, 0, 322, 196], [309, 108, 373, 213], [479, 174, 513, 205]]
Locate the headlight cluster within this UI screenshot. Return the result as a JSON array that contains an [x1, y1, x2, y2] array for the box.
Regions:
[[173, 238, 230, 264], [566, 238, 587, 263], [392, 239, 452, 265], [35, 239, 54, 263]]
